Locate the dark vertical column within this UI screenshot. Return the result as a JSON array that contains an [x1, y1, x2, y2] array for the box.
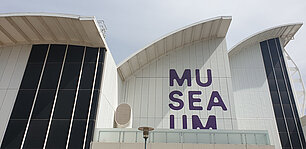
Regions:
[[1, 44, 105, 149], [66, 47, 105, 149], [46, 45, 84, 149], [274, 38, 306, 148], [85, 48, 106, 148], [23, 44, 66, 149], [1, 44, 49, 149], [260, 38, 306, 149]]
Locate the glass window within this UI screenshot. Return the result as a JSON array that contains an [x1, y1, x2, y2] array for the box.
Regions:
[[286, 118, 298, 133], [245, 134, 256, 144], [40, 63, 63, 89], [65, 45, 84, 63], [183, 133, 197, 143], [295, 118, 306, 146], [53, 90, 76, 119], [279, 132, 291, 148], [266, 68, 274, 79], [94, 63, 103, 89], [288, 93, 300, 120], [215, 133, 228, 144], [0, 120, 27, 149], [289, 132, 302, 148], [84, 120, 95, 149], [275, 38, 284, 56], [11, 90, 36, 119], [98, 48, 106, 63], [23, 120, 49, 149], [74, 90, 91, 119], [90, 90, 99, 120], [274, 68, 284, 80], [298, 128, 306, 148], [197, 133, 211, 144], [46, 120, 70, 149], [273, 104, 284, 119], [60, 63, 82, 89], [47, 44, 66, 63], [153, 132, 167, 143], [280, 91, 290, 104], [271, 54, 281, 68], [167, 132, 180, 143], [274, 38, 285, 62], [268, 39, 281, 68], [80, 63, 96, 89], [255, 134, 268, 145], [20, 63, 44, 89], [99, 132, 120, 142], [28, 44, 48, 64], [270, 91, 280, 104], [67, 120, 86, 149], [277, 79, 287, 91], [31, 90, 56, 119], [267, 79, 277, 92], [123, 132, 136, 143], [84, 47, 98, 62], [260, 41, 273, 69], [283, 104, 294, 118], [228, 134, 241, 144], [276, 118, 287, 133]]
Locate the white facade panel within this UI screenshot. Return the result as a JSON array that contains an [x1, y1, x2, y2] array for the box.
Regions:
[[95, 51, 119, 128], [0, 45, 31, 146], [229, 43, 281, 148], [119, 38, 237, 130]]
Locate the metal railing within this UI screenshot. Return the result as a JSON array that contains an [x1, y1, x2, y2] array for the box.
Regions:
[[95, 128, 270, 145], [97, 20, 107, 38]]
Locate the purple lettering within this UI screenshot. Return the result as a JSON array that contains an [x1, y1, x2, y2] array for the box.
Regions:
[[169, 90, 184, 110], [192, 115, 205, 129], [189, 91, 203, 110], [204, 115, 217, 129], [192, 115, 217, 129], [169, 69, 191, 86], [182, 115, 187, 129], [170, 115, 174, 129], [207, 91, 227, 111], [196, 69, 212, 87]]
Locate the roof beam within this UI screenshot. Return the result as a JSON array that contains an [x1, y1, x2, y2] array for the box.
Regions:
[[22, 17, 45, 41], [38, 17, 58, 41], [0, 23, 17, 43], [55, 18, 71, 42], [6, 17, 31, 42]]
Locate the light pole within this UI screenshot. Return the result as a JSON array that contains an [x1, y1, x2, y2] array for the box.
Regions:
[[138, 127, 154, 149]]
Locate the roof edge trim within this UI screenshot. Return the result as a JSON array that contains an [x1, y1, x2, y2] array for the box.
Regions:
[[228, 23, 303, 56]]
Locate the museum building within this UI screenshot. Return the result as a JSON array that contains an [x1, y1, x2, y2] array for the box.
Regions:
[[0, 13, 305, 149]]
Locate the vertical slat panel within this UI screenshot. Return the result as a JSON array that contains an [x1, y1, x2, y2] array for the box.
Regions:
[[0, 46, 12, 81], [0, 46, 21, 89]]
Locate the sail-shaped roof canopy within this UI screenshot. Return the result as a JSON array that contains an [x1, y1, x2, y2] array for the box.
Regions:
[[0, 12, 106, 48], [118, 16, 232, 81], [229, 23, 302, 56]]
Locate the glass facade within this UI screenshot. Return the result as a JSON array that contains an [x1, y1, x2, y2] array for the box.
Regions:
[[260, 38, 306, 149], [1, 44, 106, 149]]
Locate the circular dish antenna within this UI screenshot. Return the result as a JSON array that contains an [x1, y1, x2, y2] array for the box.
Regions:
[[114, 103, 132, 128]]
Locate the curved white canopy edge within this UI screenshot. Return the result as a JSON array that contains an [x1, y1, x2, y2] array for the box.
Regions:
[[118, 16, 232, 81], [229, 23, 303, 56]]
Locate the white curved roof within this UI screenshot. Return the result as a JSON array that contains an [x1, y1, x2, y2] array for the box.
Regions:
[[0, 12, 106, 47], [118, 16, 232, 80], [229, 23, 303, 56]]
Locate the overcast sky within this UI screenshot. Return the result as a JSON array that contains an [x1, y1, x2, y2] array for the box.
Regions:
[[1, 0, 306, 84]]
